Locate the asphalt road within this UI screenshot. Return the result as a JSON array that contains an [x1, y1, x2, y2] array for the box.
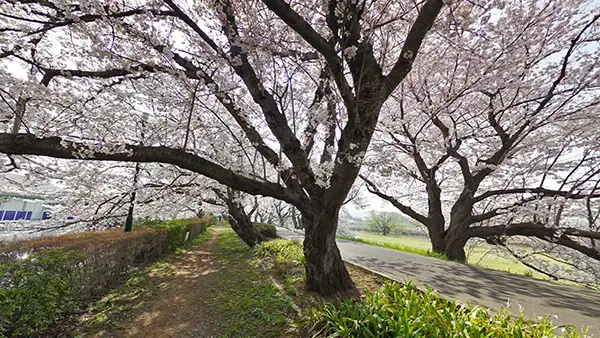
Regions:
[[276, 227, 600, 336]]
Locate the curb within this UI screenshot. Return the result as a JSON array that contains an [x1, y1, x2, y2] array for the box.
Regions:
[[259, 262, 303, 317]]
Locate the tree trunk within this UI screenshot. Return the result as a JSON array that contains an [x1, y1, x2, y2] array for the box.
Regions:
[[215, 188, 266, 247], [443, 191, 475, 262], [124, 162, 141, 233], [228, 215, 263, 247], [302, 207, 355, 296], [443, 227, 470, 262], [430, 232, 446, 254]]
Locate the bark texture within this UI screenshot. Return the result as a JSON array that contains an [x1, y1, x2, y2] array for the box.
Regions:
[[302, 207, 354, 296]]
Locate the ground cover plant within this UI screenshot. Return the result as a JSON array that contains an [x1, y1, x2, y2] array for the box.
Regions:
[[255, 238, 586, 337]]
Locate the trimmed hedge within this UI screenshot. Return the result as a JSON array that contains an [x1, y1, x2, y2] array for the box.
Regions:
[[0, 217, 214, 337], [253, 222, 277, 239], [135, 217, 213, 253]]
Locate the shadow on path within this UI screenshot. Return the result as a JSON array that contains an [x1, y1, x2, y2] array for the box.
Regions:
[[97, 231, 224, 338], [335, 239, 600, 335]]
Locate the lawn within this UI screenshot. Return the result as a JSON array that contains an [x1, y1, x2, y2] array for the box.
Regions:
[[352, 231, 545, 279]]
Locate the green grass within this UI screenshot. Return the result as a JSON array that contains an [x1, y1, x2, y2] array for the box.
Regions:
[[212, 228, 296, 337], [255, 238, 306, 299], [255, 238, 305, 265], [345, 232, 546, 279], [338, 234, 448, 260], [306, 281, 585, 337]]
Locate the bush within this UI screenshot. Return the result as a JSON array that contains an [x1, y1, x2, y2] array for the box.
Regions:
[[253, 223, 277, 239], [0, 249, 84, 337], [0, 217, 213, 337], [307, 281, 583, 338], [136, 217, 214, 253], [255, 238, 304, 266]]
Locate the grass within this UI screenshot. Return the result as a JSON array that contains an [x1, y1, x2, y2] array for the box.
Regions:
[[59, 227, 298, 337], [212, 228, 297, 337], [306, 281, 585, 338], [345, 231, 546, 279], [338, 234, 448, 260], [254, 237, 586, 338]]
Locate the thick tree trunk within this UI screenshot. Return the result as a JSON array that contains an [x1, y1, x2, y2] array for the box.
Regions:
[[430, 232, 446, 253], [302, 207, 355, 296], [442, 191, 475, 262], [444, 229, 469, 262], [426, 181, 447, 254]]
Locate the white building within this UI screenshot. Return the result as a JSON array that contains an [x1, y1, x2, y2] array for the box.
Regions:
[[0, 192, 51, 221]]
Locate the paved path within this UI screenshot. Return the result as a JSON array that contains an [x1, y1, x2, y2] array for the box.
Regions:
[[276, 228, 600, 335]]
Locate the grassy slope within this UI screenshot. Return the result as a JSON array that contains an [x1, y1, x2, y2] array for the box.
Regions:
[[255, 238, 584, 338], [351, 231, 546, 278]]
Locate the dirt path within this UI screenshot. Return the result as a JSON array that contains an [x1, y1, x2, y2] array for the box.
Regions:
[[103, 231, 225, 338]]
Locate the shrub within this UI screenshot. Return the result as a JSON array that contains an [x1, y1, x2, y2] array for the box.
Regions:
[[255, 238, 304, 266], [0, 217, 212, 337], [0, 249, 84, 337], [253, 223, 277, 239], [136, 217, 214, 253], [307, 281, 583, 338], [255, 238, 305, 282]]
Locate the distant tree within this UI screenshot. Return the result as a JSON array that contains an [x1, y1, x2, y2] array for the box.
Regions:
[[361, 0, 600, 284], [369, 211, 404, 236], [337, 207, 356, 237]]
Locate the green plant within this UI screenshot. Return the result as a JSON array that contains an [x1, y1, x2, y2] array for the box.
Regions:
[[0, 248, 85, 337], [253, 223, 278, 239], [137, 217, 211, 253], [255, 238, 305, 266], [214, 229, 295, 337], [0, 217, 213, 337], [306, 281, 585, 337]]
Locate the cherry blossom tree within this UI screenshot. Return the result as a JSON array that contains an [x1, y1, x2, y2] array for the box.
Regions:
[[0, 0, 446, 295], [361, 0, 600, 278]]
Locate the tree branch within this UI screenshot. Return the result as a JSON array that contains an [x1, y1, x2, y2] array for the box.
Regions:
[[218, 0, 317, 192], [260, 0, 355, 108], [360, 174, 430, 226], [470, 222, 600, 261], [384, 0, 444, 96], [474, 187, 600, 203], [0, 133, 302, 205]]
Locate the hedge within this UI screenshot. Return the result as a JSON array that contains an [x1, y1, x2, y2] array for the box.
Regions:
[[0, 216, 214, 337], [253, 222, 277, 239]]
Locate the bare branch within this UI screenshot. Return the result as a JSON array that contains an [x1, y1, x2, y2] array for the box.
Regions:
[[360, 174, 430, 225]]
